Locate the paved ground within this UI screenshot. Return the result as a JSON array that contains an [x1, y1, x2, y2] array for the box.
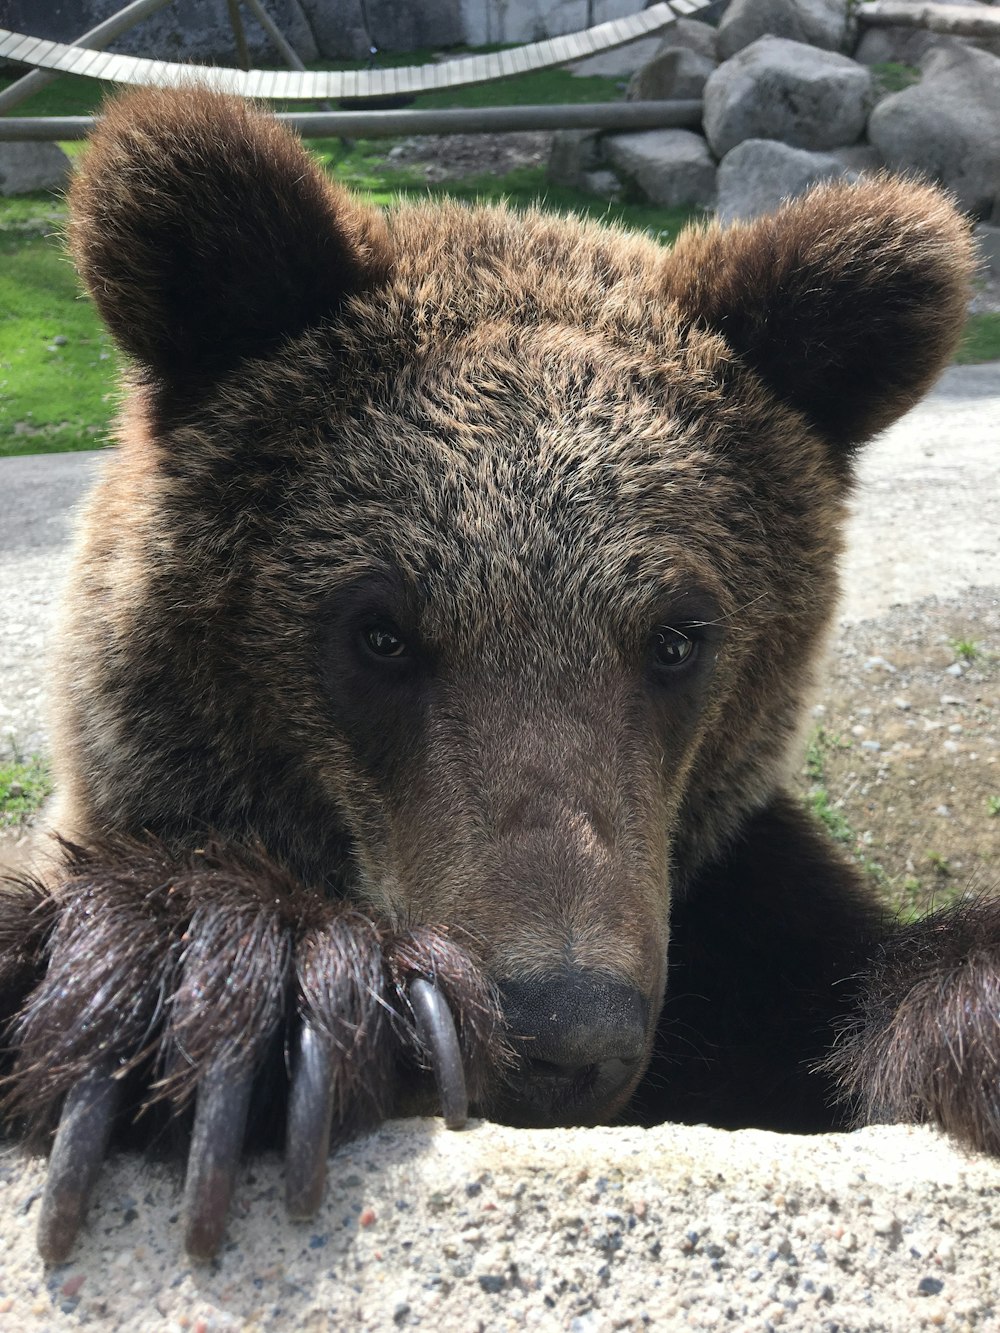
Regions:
[[841, 363, 1000, 621], [0, 363, 997, 1330], [0, 451, 103, 759]]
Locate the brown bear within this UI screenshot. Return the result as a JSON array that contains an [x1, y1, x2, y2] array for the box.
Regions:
[[1, 87, 998, 1265]]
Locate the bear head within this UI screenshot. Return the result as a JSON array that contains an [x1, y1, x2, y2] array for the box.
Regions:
[[58, 88, 972, 1127]]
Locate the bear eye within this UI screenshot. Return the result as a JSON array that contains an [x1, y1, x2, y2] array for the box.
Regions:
[[650, 626, 696, 672], [362, 621, 408, 659]]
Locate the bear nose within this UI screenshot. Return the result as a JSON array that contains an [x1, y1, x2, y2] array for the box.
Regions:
[[499, 973, 649, 1124]]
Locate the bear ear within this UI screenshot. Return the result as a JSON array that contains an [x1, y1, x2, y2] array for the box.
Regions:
[[69, 87, 392, 392], [661, 177, 974, 456]]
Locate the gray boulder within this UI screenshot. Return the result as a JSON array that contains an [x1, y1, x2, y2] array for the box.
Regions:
[[627, 47, 715, 101], [828, 143, 884, 174], [718, 0, 853, 59], [547, 130, 603, 189], [716, 138, 856, 224], [653, 17, 719, 63], [855, 27, 965, 66], [581, 169, 623, 201], [974, 223, 1000, 280], [868, 44, 1000, 218], [0, 143, 71, 197], [603, 129, 717, 208], [703, 37, 875, 158]]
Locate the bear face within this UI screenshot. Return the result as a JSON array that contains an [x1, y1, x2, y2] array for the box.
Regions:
[[7, 88, 998, 1265], [54, 90, 971, 1131]]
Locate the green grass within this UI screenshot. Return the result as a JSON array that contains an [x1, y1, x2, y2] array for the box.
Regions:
[[957, 313, 1000, 365], [803, 728, 854, 845], [0, 195, 119, 455], [871, 62, 921, 95], [950, 637, 980, 662], [802, 727, 889, 890], [0, 755, 52, 828]]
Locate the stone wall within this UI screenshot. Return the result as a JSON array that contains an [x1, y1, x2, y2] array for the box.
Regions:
[[3, 0, 321, 63], [2, 0, 638, 62]]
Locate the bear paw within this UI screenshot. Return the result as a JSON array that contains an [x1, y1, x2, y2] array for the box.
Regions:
[[0, 838, 499, 1262], [824, 896, 1000, 1156]]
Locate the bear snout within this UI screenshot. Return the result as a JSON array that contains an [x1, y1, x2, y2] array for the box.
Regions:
[[495, 972, 650, 1126]]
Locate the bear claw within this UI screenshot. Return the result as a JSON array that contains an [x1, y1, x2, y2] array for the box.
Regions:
[[285, 1021, 337, 1221], [182, 1055, 257, 1261], [37, 1064, 120, 1264], [409, 978, 468, 1130]]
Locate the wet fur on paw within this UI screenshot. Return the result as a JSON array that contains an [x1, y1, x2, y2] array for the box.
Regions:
[[1, 837, 503, 1147], [823, 895, 1000, 1155]]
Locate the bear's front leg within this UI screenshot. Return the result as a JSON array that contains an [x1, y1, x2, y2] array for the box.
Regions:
[[825, 896, 1000, 1156], [639, 795, 1000, 1154], [0, 838, 498, 1262]]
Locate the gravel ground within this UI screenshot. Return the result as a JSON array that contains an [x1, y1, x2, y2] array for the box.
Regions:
[[792, 591, 999, 915], [0, 368, 997, 1329]]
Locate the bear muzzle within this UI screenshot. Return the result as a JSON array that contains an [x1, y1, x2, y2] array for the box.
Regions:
[[494, 971, 651, 1126]]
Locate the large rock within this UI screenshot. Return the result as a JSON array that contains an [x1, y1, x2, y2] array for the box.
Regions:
[[719, 0, 853, 59], [0, 143, 70, 197], [603, 128, 717, 208], [855, 26, 964, 66], [626, 47, 715, 101], [974, 223, 1000, 281], [703, 37, 875, 158], [716, 138, 860, 223], [868, 44, 1000, 218], [653, 16, 719, 63], [546, 129, 603, 189]]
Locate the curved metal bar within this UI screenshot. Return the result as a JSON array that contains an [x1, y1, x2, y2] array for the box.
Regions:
[[0, 2, 714, 101], [409, 978, 468, 1130], [285, 1021, 336, 1221], [37, 1066, 121, 1264]]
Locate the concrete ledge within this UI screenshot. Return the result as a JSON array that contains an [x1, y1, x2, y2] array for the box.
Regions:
[[1, 1120, 996, 1329]]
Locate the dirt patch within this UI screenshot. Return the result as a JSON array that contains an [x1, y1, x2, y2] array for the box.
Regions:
[[383, 130, 554, 181], [794, 589, 999, 915]]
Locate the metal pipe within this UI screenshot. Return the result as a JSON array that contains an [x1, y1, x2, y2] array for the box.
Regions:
[[225, 0, 251, 72], [0, 100, 704, 141], [241, 0, 307, 72], [0, 0, 175, 114]]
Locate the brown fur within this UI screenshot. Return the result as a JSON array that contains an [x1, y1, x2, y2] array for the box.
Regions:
[[0, 87, 996, 1171], [68, 86, 392, 398], [662, 176, 972, 454], [822, 896, 1000, 1154]]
